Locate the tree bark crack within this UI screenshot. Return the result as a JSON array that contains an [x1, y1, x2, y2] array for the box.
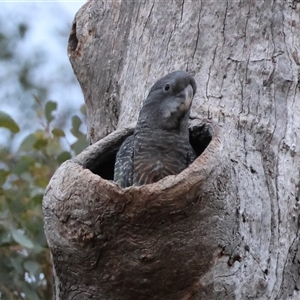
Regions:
[[192, 2, 201, 61], [180, 0, 185, 23], [206, 46, 220, 100], [221, 0, 229, 49]]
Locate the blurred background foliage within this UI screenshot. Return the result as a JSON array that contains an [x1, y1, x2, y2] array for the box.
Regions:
[[0, 4, 87, 300]]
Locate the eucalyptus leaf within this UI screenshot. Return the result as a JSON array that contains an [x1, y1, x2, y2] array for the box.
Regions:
[[52, 128, 65, 137], [0, 169, 9, 186], [71, 115, 82, 138], [19, 134, 36, 152], [0, 111, 20, 133], [24, 260, 41, 277], [22, 283, 40, 300], [11, 229, 34, 249], [57, 151, 72, 163], [10, 257, 24, 275], [71, 135, 88, 155], [45, 100, 57, 123]]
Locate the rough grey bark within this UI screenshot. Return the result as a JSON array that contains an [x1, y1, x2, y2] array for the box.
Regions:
[[43, 0, 300, 299]]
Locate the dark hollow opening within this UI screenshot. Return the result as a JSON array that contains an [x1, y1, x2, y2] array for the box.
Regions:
[[92, 152, 116, 181], [68, 22, 78, 52], [189, 123, 213, 157], [89, 123, 213, 181]]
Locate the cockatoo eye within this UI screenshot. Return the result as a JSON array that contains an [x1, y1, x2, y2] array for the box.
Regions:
[[163, 83, 171, 92]]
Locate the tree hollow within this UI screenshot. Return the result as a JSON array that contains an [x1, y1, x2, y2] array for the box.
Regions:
[[43, 120, 230, 299]]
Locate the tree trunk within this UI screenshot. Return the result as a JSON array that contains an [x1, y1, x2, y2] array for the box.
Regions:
[[43, 0, 300, 299]]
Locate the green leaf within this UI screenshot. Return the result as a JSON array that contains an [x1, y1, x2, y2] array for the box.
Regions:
[[45, 100, 57, 123], [22, 283, 40, 300], [80, 104, 86, 116], [10, 256, 24, 275], [71, 135, 88, 155], [5, 188, 21, 204], [19, 133, 36, 152], [33, 138, 48, 150], [71, 115, 82, 138], [11, 229, 34, 249], [32, 243, 44, 255], [24, 260, 41, 277], [52, 128, 65, 137], [57, 151, 72, 163], [0, 169, 10, 186], [0, 229, 11, 245], [0, 111, 20, 133], [45, 139, 62, 156], [13, 156, 35, 175], [33, 130, 48, 150]]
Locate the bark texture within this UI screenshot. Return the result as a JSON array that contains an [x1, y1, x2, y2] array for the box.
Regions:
[[44, 0, 300, 299]]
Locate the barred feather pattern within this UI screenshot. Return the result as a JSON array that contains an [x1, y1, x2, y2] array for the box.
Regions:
[[133, 130, 196, 186], [113, 135, 134, 188]]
